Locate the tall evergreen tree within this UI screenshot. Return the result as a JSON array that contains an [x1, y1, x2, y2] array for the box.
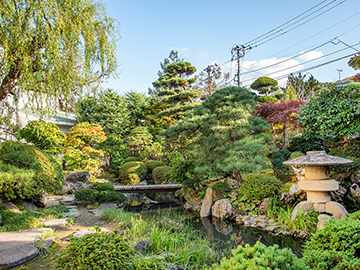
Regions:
[[165, 86, 273, 185]]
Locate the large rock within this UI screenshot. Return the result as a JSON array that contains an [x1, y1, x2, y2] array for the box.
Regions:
[[22, 201, 38, 211], [350, 183, 360, 204], [1, 202, 20, 213], [258, 198, 270, 215], [211, 199, 233, 220], [65, 170, 91, 183], [200, 188, 213, 218], [317, 214, 332, 230], [61, 181, 89, 194]]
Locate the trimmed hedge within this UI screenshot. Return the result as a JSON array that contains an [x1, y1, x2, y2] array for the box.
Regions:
[[145, 160, 165, 173], [152, 166, 172, 184], [119, 161, 147, 183], [124, 157, 142, 163], [237, 174, 282, 202], [0, 141, 64, 201]]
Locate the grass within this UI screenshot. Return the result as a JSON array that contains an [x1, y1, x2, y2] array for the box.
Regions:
[[101, 208, 138, 228], [0, 205, 68, 232]]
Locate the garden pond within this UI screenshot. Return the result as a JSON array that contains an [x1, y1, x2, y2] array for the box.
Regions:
[[126, 202, 305, 258]]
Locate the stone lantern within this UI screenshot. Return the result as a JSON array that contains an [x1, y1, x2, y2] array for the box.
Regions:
[[283, 151, 352, 219]]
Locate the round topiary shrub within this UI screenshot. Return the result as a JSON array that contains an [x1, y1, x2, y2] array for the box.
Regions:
[[152, 166, 172, 184], [0, 141, 64, 201], [119, 161, 147, 183], [237, 174, 282, 202], [206, 241, 309, 270], [97, 191, 126, 203], [53, 230, 135, 269], [124, 157, 142, 163], [92, 182, 114, 192], [301, 211, 360, 269], [74, 189, 98, 202], [145, 160, 165, 173]]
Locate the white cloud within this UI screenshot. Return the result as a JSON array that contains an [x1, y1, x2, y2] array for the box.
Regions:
[[196, 50, 209, 60], [170, 47, 191, 57], [298, 50, 324, 62]]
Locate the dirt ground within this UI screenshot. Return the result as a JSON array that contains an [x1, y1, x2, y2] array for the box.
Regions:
[[15, 205, 119, 270]]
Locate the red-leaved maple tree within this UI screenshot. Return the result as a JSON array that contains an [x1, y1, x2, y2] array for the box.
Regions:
[[255, 100, 305, 150]]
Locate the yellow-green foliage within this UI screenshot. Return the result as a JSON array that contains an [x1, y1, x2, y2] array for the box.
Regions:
[[152, 166, 172, 184], [0, 141, 64, 201], [119, 161, 147, 183], [237, 174, 282, 202], [145, 160, 165, 173], [206, 241, 309, 270]]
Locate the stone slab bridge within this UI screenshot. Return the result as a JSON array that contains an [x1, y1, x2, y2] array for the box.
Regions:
[[115, 184, 183, 194]]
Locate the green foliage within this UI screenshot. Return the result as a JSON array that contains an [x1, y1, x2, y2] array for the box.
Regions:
[[101, 208, 137, 228], [255, 95, 279, 103], [0, 0, 119, 112], [0, 141, 64, 201], [125, 91, 151, 130], [268, 150, 293, 182], [53, 230, 135, 270], [124, 157, 142, 162], [92, 182, 115, 192], [302, 211, 360, 269], [140, 142, 165, 161], [145, 160, 166, 173], [165, 86, 273, 184], [99, 134, 129, 173], [289, 151, 305, 160], [74, 187, 125, 203], [237, 174, 282, 202], [128, 173, 140, 185], [19, 120, 65, 155], [251, 77, 278, 96], [152, 165, 172, 184], [64, 122, 107, 176], [119, 162, 147, 183], [206, 241, 309, 270], [0, 205, 68, 232], [299, 83, 360, 139], [212, 181, 231, 198], [126, 126, 153, 157], [169, 160, 203, 191], [167, 151, 184, 167], [287, 135, 329, 153]]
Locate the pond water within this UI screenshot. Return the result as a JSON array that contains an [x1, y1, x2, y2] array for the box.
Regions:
[[126, 202, 305, 258]]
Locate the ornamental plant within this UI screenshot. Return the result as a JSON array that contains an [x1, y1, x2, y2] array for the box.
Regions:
[[206, 241, 309, 270], [19, 120, 65, 155], [63, 122, 107, 176], [53, 230, 135, 269], [118, 161, 147, 184]]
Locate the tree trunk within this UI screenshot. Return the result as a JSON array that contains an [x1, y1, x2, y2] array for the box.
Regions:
[[234, 172, 244, 187], [282, 122, 287, 150]]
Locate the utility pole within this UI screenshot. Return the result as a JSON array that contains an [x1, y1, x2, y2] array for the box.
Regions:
[[231, 45, 246, 87], [336, 69, 343, 82]]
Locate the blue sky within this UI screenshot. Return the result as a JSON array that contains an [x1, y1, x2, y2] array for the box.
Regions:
[[99, 0, 360, 95]]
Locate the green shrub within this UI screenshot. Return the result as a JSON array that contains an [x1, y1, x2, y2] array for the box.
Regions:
[[145, 160, 165, 173], [92, 182, 115, 192], [237, 174, 282, 202], [128, 173, 140, 185], [268, 150, 293, 182], [152, 166, 172, 184], [124, 157, 142, 162], [287, 135, 329, 154], [74, 189, 125, 203], [74, 189, 98, 202], [206, 241, 309, 270], [289, 151, 305, 160], [0, 141, 64, 201], [109, 157, 126, 176], [212, 181, 231, 198], [119, 161, 147, 183], [169, 159, 202, 191], [53, 230, 135, 269], [301, 211, 360, 270]]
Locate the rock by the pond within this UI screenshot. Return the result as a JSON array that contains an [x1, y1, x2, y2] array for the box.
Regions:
[[211, 199, 233, 220], [0, 228, 52, 269], [65, 170, 91, 183], [1, 201, 20, 213], [134, 240, 152, 254], [350, 183, 360, 204], [22, 201, 39, 211], [89, 203, 117, 217], [141, 196, 159, 204], [317, 214, 332, 230], [258, 198, 270, 215], [265, 226, 278, 233], [213, 217, 233, 235], [200, 188, 213, 218]]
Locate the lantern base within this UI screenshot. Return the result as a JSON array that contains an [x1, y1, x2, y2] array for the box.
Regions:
[[291, 201, 349, 220]]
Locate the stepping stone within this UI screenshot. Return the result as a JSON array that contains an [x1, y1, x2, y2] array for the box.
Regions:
[[88, 203, 117, 217], [0, 228, 52, 269], [0, 202, 20, 213], [62, 210, 81, 217], [39, 218, 67, 228], [22, 201, 38, 211]]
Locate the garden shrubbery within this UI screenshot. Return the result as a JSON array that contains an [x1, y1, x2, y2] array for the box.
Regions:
[[237, 174, 282, 202], [145, 160, 165, 173], [119, 161, 147, 184], [268, 150, 294, 182], [0, 141, 64, 201], [206, 241, 309, 270], [301, 211, 360, 269], [74, 183, 126, 203], [53, 230, 135, 269], [152, 165, 172, 184]]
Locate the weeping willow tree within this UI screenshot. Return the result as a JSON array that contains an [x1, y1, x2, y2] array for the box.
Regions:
[[0, 0, 119, 115]]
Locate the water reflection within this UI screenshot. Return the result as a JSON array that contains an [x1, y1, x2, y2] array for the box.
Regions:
[[126, 202, 305, 258]]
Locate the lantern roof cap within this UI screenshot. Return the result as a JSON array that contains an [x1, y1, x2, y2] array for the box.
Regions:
[[283, 151, 353, 166]]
